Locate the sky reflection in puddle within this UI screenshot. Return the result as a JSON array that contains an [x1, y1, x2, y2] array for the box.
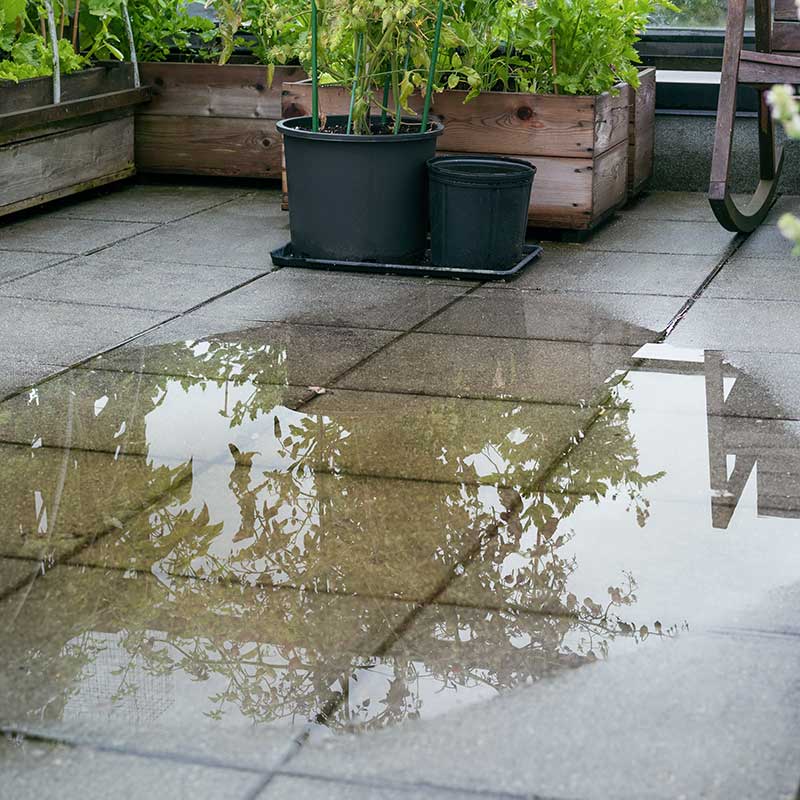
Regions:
[[1, 334, 799, 743]]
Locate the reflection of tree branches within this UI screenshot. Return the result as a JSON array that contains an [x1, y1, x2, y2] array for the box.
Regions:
[[4, 338, 675, 734]]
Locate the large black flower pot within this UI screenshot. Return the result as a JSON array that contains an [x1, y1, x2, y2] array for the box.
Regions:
[[278, 115, 444, 264]]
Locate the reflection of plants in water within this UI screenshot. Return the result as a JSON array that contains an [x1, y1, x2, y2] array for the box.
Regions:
[[3, 340, 671, 733]]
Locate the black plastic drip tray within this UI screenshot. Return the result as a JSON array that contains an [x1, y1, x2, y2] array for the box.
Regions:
[[270, 243, 543, 281]]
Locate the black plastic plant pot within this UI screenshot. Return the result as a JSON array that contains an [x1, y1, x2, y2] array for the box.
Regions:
[[428, 156, 536, 270], [278, 115, 444, 264]]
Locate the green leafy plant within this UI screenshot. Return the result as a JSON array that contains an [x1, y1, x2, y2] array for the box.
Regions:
[[767, 83, 800, 253], [442, 0, 677, 98], [128, 0, 215, 62]]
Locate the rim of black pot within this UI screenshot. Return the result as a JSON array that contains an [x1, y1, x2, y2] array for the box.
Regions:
[[278, 115, 444, 143], [428, 156, 537, 178]]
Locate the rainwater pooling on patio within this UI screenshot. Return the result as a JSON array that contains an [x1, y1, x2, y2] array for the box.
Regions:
[[2, 327, 798, 753]]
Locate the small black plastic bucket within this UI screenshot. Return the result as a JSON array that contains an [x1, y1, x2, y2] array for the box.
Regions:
[[428, 156, 535, 270]]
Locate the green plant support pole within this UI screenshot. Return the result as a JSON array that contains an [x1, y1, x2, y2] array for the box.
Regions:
[[421, 0, 444, 132], [311, 0, 319, 132], [347, 34, 363, 135]]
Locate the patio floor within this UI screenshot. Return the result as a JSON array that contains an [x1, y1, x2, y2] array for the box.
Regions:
[[1, 184, 799, 800]]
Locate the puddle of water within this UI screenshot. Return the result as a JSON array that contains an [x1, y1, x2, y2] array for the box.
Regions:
[[0, 334, 799, 745]]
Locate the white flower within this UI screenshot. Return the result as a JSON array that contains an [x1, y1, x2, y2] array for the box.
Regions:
[[767, 84, 798, 120]]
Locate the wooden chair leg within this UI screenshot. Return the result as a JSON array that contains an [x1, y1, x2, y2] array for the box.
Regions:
[[709, 0, 782, 232]]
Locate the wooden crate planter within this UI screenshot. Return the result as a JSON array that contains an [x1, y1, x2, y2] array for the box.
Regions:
[[627, 67, 656, 196], [281, 80, 632, 230], [136, 62, 306, 179], [0, 63, 149, 218]]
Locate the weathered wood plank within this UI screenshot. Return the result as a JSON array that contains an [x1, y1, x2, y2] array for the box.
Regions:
[[0, 87, 150, 137], [0, 167, 135, 218], [135, 115, 283, 178], [592, 139, 629, 224], [775, 0, 797, 22], [738, 50, 800, 85], [0, 63, 135, 115], [0, 117, 134, 213], [628, 67, 656, 194], [282, 80, 630, 157], [138, 62, 306, 119], [770, 20, 800, 52]]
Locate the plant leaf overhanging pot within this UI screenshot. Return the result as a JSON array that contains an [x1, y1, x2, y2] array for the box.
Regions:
[[278, 115, 444, 264]]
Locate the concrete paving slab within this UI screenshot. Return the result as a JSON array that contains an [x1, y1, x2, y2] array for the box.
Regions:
[[735, 223, 796, 259], [621, 190, 719, 222], [420, 288, 679, 345], [668, 297, 800, 353], [84, 317, 398, 388], [204, 270, 470, 331], [707, 256, 800, 301], [0, 557, 38, 596], [0, 366, 307, 462], [304, 388, 593, 486], [284, 627, 800, 800], [0, 359, 60, 401], [0, 296, 166, 365], [765, 194, 800, 224], [0, 254, 267, 312], [0, 735, 264, 800], [0, 442, 209, 563], [0, 217, 155, 255], [71, 467, 483, 603], [583, 217, 736, 255], [504, 246, 716, 296], [0, 564, 413, 767], [337, 333, 635, 405], [49, 183, 253, 224], [0, 250, 67, 285], [259, 775, 486, 799], [105, 198, 290, 269]]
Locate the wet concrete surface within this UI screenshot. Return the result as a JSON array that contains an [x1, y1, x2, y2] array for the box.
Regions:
[[0, 186, 799, 799]]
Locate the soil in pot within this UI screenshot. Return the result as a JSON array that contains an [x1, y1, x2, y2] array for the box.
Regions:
[[278, 115, 444, 264]]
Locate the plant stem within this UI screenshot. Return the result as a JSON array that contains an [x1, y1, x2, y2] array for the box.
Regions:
[[346, 33, 363, 135], [380, 70, 391, 127], [71, 0, 80, 49], [310, 0, 319, 132], [421, 0, 445, 132], [550, 27, 558, 94], [392, 50, 401, 135]]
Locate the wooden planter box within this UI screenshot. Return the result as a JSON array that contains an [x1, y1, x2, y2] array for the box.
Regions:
[[627, 67, 656, 196], [0, 63, 149, 218], [281, 80, 632, 230], [135, 62, 306, 179]]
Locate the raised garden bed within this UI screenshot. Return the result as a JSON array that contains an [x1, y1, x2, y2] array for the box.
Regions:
[[0, 63, 150, 218], [136, 62, 306, 179], [281, 69, 656, 231], [627, 67, 656, 196]]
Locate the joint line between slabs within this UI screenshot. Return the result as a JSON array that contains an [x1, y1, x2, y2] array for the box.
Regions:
[[294, 282, 487, 412], [660, 231, 750, 340], [292, 382, 622, 755]]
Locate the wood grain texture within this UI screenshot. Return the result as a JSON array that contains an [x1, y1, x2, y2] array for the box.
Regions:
[[0, 117, 134, 213], [774, 0, 797, 22], [0, 63, 135, 115], [627, 68, 656, 194], [0, 87, 150, 138], [770, 21, 800, 52], [138, 62, 306, 119], [135, 115, 283, 178], [592, 139, 629, 223], [282, 80, 631, 157], [738, 50, 800, 85]]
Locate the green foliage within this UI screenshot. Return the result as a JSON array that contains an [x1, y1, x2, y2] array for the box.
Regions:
[[441, 0, 677, 98]]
